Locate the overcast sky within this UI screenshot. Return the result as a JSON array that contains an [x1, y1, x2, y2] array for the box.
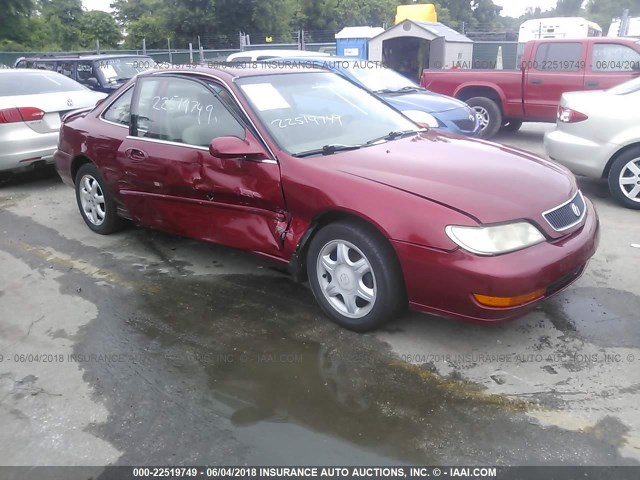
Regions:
[[81, 0, 563, 19]]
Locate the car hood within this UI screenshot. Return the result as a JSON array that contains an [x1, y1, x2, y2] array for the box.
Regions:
[[322, 132, 576, 235], [380, 90, 469, 114]]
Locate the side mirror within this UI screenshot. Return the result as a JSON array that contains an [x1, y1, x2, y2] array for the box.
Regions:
[[209, 131, 270, 160]]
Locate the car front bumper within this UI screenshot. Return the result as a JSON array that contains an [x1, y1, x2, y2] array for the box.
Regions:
[[392, 198, 599, 323], [436, 106, 480, 137], [544, 128, 615, 179]]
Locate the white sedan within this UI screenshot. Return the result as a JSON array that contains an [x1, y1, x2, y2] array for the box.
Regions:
[[544, 77, 640, 210], [0, 69, 106, 174]]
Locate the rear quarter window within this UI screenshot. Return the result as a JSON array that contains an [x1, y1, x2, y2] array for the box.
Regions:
[[591, 43, 640, 72]]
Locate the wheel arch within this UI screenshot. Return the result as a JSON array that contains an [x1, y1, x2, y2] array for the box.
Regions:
[[288, 210, 399, 283], [455, 85, 504, 112], [70, 154, 95, 184], [603, 142, 640, 180]]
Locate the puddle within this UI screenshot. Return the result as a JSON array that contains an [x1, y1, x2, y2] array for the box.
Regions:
[[543, 287, 640, 348], [1, 207, 638, 465]]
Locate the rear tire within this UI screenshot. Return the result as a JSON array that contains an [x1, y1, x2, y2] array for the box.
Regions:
[[75, 163, 125, 234], [608, 148, 640, 210], [501, 119, 523, 132], [306, 220, 405, 332], [466, 97, 502, 139]]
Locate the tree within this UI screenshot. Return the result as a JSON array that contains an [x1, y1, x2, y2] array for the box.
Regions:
[[124, 15, 171, 49], [333, 0, 398, 28], [0, 0, 34, 46], [555, 0, 584, 16], [162, 0, 218, 44], [80, 10, 122, 49], [41, 0, 84, 49], [585, 0, 640, 34], [472, 0, 503, 32]]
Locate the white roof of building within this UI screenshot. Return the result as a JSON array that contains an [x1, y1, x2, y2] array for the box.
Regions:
[[369, 21, 473, 44], [413, 21, 474, 43]]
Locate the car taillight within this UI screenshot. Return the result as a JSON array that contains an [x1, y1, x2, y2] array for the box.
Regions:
[[0, 107, 45, 123], [557, 106, 588, 123]]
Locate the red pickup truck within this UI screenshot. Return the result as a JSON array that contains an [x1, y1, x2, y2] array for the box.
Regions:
[[421, 38, 640, 138]]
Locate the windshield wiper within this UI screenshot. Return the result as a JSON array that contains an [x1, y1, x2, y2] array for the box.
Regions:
[[365, 129, 424, 145], [293, 144, 363, 158], [375, 86, 424, 94], [398, 86, 425, 92]]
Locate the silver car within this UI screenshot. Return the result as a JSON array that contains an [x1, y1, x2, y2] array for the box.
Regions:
[[0, 69, 106, 173], [544, 77, 640, 210]]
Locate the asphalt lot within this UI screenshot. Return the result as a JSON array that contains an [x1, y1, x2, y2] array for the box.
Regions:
[[0, 123, 639, 468]]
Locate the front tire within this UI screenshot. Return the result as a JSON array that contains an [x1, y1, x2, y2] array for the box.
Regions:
[[306, 220, 405, 332], [75, 163, 125, 234], [466, 97, 502, 139], [608, 148, 640, 210]]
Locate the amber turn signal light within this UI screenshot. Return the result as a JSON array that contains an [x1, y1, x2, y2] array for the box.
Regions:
[[473, 288, 545, 308]]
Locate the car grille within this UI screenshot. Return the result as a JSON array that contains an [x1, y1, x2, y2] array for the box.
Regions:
[[543, 190, 586, 232], [453, 117, 477, 132]]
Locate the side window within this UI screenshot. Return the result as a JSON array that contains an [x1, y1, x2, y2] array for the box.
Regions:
[[102, 87, 133, 126], [76, 62, 95, 83], [533, 43, 583, 71], [592, 44, 640, 72], [35, 61, 56, 71], [133, 77, 245, 147], [57, 62, 74, 78], [15, 60, 27, 68]]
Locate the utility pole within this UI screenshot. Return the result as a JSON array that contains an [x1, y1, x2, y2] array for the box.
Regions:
[[620, 9, 630, 37]]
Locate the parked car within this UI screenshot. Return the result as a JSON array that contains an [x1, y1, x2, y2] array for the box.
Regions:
[[226, 50, 331, 62], [54, 66, 598, 331], [421, 38, 640, 138], [545, 77, 640, 209], [0, 69, 106, 173], [272, 57, 479, 136], [14, 54, 158, 93]]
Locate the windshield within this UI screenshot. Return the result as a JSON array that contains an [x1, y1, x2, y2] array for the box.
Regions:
[[237, 72, 421, 156], [97, 57, 157, 85], [607, 76, 640, 95], [347, 63, 420, 92], [0, 71, 87, 96]]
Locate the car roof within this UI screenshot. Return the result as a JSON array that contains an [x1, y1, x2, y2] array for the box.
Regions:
[[19, 54, 153, 61], [138, 63, 327, 82], [0, 68, 65, 74], [529, 37, 640, 45], [226, 49, 330, 61], [268, 56, 376, 67]]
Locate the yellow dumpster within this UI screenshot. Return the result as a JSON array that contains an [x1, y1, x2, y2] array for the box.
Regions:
[[395, 4, 437, 24]]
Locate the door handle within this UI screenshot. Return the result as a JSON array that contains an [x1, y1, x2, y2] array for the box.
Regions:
[[530, 79, 542, 85], [585, 81, 599, 87], [125, 148, 148, 161]]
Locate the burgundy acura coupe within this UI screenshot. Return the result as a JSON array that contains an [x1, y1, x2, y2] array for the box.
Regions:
[[54, 65, 599, 331]]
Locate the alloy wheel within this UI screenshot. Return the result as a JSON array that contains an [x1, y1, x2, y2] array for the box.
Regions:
[[316, 240, 377, 319]]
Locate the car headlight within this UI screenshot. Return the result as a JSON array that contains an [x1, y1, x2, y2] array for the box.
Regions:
[[445, 221, 545, 256], [402, 110, 439, 128]]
